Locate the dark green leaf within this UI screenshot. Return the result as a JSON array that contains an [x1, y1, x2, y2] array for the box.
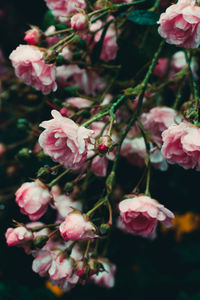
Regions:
[[128, 9, 160, 25]]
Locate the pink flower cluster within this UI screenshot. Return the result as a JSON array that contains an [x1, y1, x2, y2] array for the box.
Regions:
[[118, 195, 174, 239], [9, 45, 57, 95], [158, 0, 200, 48]]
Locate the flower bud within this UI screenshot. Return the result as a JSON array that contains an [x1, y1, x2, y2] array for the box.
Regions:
[[43, 49, 57, 63], [24, 26, 41, 45], [95, 135, 113, 154], [64, 182, 74, 194], [71, 13, 88, 31], [33, 235, 49, 248], [99, 223, 111, 235]]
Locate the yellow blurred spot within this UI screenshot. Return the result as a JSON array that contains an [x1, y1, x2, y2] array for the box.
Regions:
[[162, 212, 200, 241], [46, 281, 64, 297]]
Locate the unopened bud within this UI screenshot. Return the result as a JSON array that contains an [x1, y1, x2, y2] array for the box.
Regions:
[[24, 26, 42, 45], [64, 182, 74, 194], [95, 135, 113, 155], [44, 49, 57, 63], [71, 13, 88, 31], [34, 235, 49, 248], [99, 223, 111, 235]]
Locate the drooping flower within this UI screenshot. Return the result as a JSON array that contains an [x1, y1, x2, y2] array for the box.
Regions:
[[162, 121, 200, 170], [90, 259, 116, 288], [59, 212, 97, 241], [39, 110, 93, 170], [15, 180, 51, 221], [9, 45, 57, 94], [158, 0, 200, 48], [118, 195, 174, 239]]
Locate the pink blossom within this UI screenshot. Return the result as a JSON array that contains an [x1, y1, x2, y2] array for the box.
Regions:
[[51, 185, 82, 220], [91, 156, 108, 177], [39, 110, 93, 170], [89, 20, 118, 62], [154, 58, 168, 78], [9, 45, 57, 94], [5, 226, 33, 247], [44, 0, 86, 20], [170, 51, 198, 78], [24, 27, 41, 45], [71, 13, 88, 31], [141, 106, 177, 146], [121, 137, 168, 171], [66, 97, 92, 109], [118, 195, 174, 239], [61, 46, 72, 61], [162, 121, 200, 170], [45, 26, 60, 47], [59, 212, 97, 241], [56, 65, 105, 95], [15, 180, 51, 221], [32, 249, 53, 277], [158, 0, 200, 48], [91, 259, 116, 288]]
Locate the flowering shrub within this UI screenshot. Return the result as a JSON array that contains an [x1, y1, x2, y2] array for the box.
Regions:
[[1, 0, 200, 297]]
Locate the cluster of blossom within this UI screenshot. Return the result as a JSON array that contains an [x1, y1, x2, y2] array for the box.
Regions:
[[4, 0, 200, 293]]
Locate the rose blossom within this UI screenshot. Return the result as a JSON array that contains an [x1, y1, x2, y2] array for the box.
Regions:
[[44, 0, 86, 20], [9, 45, 57, 94], [51, 185, 82, 220], [15, 180, 52, 221], [5, 226, 33, 247], [39, 110, 93, 170], [121, 137, 168, 171], [71, 13, 88, 31], [141, 106, 177, 146], [158, 0, 200, 48], [91, 259, 116, 288], [118, 195, 174, 239], [88, 19, 118, 62], [56, 65, 105, 95], [60, 212, 97, 241], [162, 121, 200, 170]]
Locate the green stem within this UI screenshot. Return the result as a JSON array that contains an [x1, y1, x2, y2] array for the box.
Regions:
[[48, 169, 70, 188], [45, 28, 72, 37], [50, 33, 75, 50], [149, 0, 161, 11], [184, 50, 200, 122], [91, 11, 109, 23]]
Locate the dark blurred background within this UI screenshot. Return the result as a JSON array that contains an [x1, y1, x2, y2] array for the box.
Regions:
[[1, 1, 200, 300]]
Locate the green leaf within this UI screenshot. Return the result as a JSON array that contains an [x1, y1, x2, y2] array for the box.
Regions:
[[43, 10, 56, 29], [128, 9, 160, 26]]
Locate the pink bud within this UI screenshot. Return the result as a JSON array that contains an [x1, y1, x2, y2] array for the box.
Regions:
[[71, 13, 88, 31], [24, 26, 41, 45]]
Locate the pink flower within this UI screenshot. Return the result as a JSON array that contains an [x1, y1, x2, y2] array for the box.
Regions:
[[162, 121, 200, 170], [44, 0, 86, 20], [154, 58, 168, 78], [71, 13, 88, 31], [141, 106, 177, 146], [65, 97, 92, 109], [91, 156, 108, 177], [45, 26, 60, 47], [59, 212, 97, 241], [121, 137, 168, 171], [24, 26, 41, 45], [158, 0, 200, 48], [61, 46, 72, 61], [91, 259, 116, 288], [56, 65, 105, 95], [51, 186, 82, 220], [39, 110, 93, 170], [32, 249, 53, 277], [118, 195, 174, 239], [170, 50, 198, 77], [5, 226, 33, 247], [15, 180, 51, 221], [89, 20, 118, 62], [9, 45, 57, 95]]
